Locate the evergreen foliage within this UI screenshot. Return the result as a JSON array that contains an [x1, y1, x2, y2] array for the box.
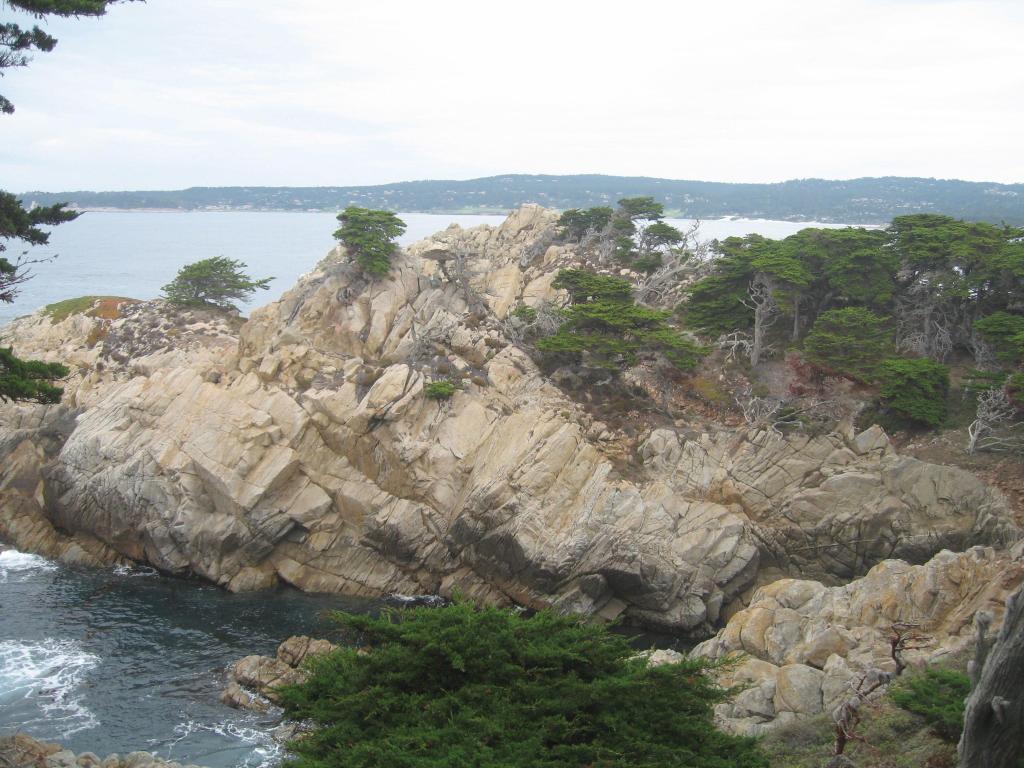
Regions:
[[975, 311, 1024, 363], [890, 667, 970, 743], [1, 0, 138, 403], [557, 207, 613, 242], [276, 603, 768, 768], [878, 358, 950, 427], [681, 235, 764, 334], [558, 199, 684, 271], [334, 207, 406, 277], [424, 380, 458, 400], [161, 257, 272, 310], [1, 1, 138, 114], [0, 191, 80, 303], [1007, 373, 1024, 410], [537, 270, 706, 372], [803, 307, 891, 381], [0, 346, 67, 403]]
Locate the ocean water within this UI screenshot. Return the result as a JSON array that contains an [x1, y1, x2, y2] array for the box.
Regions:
[[0, 548, 381, 767], [0, 210, 854, 325]]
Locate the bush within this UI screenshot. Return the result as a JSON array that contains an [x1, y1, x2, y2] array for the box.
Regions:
[[276, 603, 768, 768], [803, 307, 891, 381], [161, 256, 272, 310], [878, 357, 950, 428], [335, 207, 407, 277], [557, 207, 613, 242], [511, 304, 537, 323], [536, 269, 706, 372], [424, 380, 458, 400], [975, 311, 1024, 364], [1007, 373, 1024, 410], [890, 667, 970, 743]]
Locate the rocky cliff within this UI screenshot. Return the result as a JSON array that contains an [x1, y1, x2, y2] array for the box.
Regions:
[[0, 206, 1020, 638]]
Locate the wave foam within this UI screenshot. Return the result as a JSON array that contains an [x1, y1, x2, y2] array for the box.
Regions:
[[167, 720, 284, 768], [0, 550, 58, 583], [0, 638, 100, 738]]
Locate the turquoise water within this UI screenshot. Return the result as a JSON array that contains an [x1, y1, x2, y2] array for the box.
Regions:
[[0, 210, 852, 325]]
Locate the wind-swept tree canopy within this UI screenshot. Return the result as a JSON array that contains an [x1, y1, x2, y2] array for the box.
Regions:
[[277, 603, 768, 768], [334, 206, 407, 277], [537, 269, 706, 372], [804, 307, 892, 381], [0, 346, 68, 403], [161, 257, 272, 311]]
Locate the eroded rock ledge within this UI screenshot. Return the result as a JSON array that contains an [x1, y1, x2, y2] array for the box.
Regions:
[[0, 206, 1019, 636]]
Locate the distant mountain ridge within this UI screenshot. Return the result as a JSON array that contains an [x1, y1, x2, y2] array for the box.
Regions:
[[21, 174, 1024, 224]]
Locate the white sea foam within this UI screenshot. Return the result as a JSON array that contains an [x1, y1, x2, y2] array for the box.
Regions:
[[112, 563, 159, 577], [167, 720, 283, 768], [0, 550, 58, 583], [0, 638, 100, 737]]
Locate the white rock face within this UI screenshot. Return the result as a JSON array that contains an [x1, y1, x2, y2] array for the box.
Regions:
[[0, 206, 1019, 635], [692, 546, 1024, 735]]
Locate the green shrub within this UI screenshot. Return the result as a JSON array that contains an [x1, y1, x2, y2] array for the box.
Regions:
[[803, 307, 891, 381], [878, 357, 950, 428], [161, 257, 272, 310], [557, 207, 613, 242], [890, 667, 970, 743], [276, 603, 768, 768], [334, 206, 406, 277], [511, 304, 537, 323], [537, 269, 706, 373], [1007, 372, 1024, 409], [424, 380, 459, 400], [975, 311, 1024, 364]]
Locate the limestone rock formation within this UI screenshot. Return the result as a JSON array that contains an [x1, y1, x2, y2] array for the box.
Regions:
[[0, 206, 1019, 636], [692, 546, 1024, 735]]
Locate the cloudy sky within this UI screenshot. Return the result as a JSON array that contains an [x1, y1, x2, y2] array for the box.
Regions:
[[2, 0, 1022, 191]]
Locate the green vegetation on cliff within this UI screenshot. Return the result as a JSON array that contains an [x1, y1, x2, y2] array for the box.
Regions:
[[161, 256, 272, 311], [536, 269, 706, 373], [334, 206, 407, 277], [277, 603, 767, 768]]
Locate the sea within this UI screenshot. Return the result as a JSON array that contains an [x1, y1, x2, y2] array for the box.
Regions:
[[0, 211, 855, 766], [0, 210, 854, 325]]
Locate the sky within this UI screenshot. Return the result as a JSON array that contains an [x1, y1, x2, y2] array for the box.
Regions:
[[1, 0, 1023, 191]]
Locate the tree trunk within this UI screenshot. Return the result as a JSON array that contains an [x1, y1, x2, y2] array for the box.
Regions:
[[747, 273, 776, 367], [958, 584, 1024, 768]]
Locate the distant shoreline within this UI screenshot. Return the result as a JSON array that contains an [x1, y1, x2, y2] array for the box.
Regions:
[[66, 207, 843, 225], [23, 174, 1023, 225]]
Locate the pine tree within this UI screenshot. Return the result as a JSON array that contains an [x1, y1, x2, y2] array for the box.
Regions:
[[161, 257, 273, 311]]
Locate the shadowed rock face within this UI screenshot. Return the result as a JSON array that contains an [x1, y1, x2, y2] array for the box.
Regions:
[[0, 206, 1019, 634]]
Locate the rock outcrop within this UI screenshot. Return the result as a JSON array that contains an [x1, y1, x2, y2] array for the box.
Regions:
[[692, 544, 1024, 735], [0, 735, 206, 768], [221, 635, 336, 712], [0, 206, 1019, 635]]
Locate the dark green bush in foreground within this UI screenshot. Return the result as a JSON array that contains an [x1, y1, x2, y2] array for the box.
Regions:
[[277, 603, 767, 768], [890, 667, 970, 743]]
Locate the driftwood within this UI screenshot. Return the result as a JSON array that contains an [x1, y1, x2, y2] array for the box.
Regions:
[[958, 585, 1024, 767]]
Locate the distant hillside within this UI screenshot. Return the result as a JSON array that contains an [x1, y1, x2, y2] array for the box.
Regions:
[[20, 174, 1024, 224]]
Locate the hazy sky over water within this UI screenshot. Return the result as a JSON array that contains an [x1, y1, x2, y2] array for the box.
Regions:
[[2, 0, 1022, 190]]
